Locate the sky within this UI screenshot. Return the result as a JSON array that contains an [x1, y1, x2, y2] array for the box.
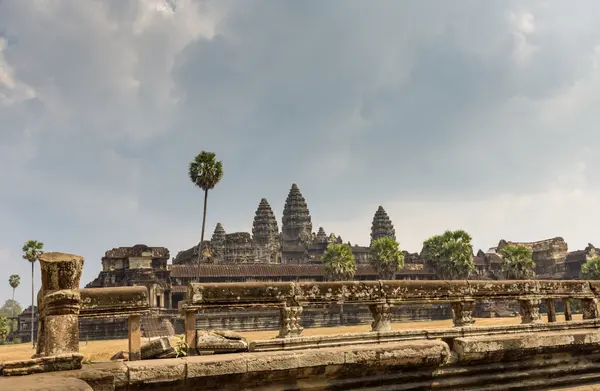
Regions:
[[1, 0, 600, 308]]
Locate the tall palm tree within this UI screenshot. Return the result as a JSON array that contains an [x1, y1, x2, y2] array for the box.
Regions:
[[499, 244, 536, 279], [8, 275, 20, 317], [322, 243, 356, 326], [422, 230, 474, 280], [369, 237, 404, 280], [22, 240, 44, 346], [188, 151, 223, 278]]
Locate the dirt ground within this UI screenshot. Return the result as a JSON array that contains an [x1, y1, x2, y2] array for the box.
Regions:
[[0, 314, 582, 363]]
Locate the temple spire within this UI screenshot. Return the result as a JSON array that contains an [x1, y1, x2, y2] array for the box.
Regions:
[[282, 183, 312, 242], [252, 198, 279, 245], [370, 206, 396, 245]]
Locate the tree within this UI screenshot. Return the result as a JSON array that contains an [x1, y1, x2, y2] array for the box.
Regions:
[[581, 257, 600, 280], [189, 151, 224, 277], [422, 230, 474, 280], [8, 275, 20, 317], [499, 244, 536, 279], [322, 243, 356, 281], [369, 237, 405, 280], [22, 240, 44, 346]]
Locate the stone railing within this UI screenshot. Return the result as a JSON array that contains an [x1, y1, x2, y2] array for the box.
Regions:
[[79, 286, 150, 361], [179, 280, 600, 350]]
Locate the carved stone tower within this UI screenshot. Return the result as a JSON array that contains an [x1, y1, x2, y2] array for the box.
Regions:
[[282, 183, 312, 243], [316, 227, 328, 243], [210, 223, 226, 263], [370, 206, 396, 245], [252, 198, 280, 263]]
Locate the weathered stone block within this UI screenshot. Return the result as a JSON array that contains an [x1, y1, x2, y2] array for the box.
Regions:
[[185, 353, 247, 378], [126, 358, 186, 385]]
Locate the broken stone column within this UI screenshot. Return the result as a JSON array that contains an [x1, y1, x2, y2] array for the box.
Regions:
[[277, 305, 303, 338], [369, 303, 392, 332], [184, 310, 197, 354], [38, 252, 84, 357], [451, 301, 475, 327], [519, 298, 542, 324], [545, 299, 557, 323], [128, 314, 141, 361]]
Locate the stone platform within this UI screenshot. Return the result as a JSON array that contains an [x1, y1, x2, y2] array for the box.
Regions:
[[6, 328, 600, 390]]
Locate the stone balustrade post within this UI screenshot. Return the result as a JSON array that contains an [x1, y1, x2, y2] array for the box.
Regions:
[[184, 310, 197, 355], [128, 314, 141, 361], [277, 305, 303, 338], [451, 301, 475, 327], [563, 299, 573, 321], [37, 252, 84, 357], [369, 303, 392, 332], [582, 298, 599, 320], [519, 298, 542, 324], [545, 299, 557, 323]]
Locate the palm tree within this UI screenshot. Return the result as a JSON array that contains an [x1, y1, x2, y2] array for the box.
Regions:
[[422, 230, 474, 280], [8, 275, 20, 317], [370, 237, 405, 280], [499, 244, 536, 279], [189, 151, 223, 277], [322, 243, 356, 326], [322, 243, 356, 281], [581, 257, 600, 280], [22, 240, 44, 346]]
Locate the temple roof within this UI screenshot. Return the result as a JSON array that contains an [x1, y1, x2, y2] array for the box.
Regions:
[[103, 245, 169, 259], [370, 205, 396, 243]]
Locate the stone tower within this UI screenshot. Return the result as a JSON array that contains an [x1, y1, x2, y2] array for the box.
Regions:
[[282, 183, 312, 243], [316, 227, 327, 243], [210, 223, 226, 263], [252, 198, 280, 263], [370, 206, 396, 244]]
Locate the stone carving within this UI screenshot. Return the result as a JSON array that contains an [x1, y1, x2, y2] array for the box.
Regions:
[[451, 301, 475, 327], [369, 303, 392, 332], [370, 206, 396, 245], [582, 298, 599, 320], [196, 330, 248, 353], [519, 298, 542, 323], [277, 305, 303, 338]]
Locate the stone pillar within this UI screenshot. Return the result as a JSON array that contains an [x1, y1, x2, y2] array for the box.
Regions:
[[451, 301, 475, 327], [37, 252, 84, 357], [545, 299, 557, 323], [277, 305, 303, 338], [369, 303, 393, 332], [128, 314, 141, 361], [184, 310, 197, 354], [582, 298, 599, 320], [519, 298, 542, 324], [563, 299, 573, 321]]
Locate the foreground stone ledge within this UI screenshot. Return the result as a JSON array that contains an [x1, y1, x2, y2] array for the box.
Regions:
[[2, 353, 84, 376], [125, 358, 186, 385], [453, 329, 600, 363], [0, 374, 93, 391]]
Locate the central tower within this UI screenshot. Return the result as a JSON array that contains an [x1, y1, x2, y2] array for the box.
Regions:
[[281, 183, 312, 242]]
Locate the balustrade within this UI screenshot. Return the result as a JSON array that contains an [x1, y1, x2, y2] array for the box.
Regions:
[[179, 280, 600, 350]]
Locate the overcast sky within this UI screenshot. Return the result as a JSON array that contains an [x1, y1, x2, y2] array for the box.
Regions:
[[1, 0, 600, 307]]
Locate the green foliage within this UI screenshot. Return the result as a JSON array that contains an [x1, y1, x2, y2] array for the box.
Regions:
[[369, 237, 405, 280], [421, 230, 474, 280], [9, 275, 20, 290], [22, 240, 44, 263], [323, 243, 356, 281], [0, 300, 22, 317], [188, 151, 224, 191], [0, 316, 9, 341], [174, 336, 189, 358], [499, 244, 536, 280], [581, 257, 600, 280]]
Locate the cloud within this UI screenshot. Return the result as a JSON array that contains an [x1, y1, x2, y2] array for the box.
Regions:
[[1, 0, 600, 306]]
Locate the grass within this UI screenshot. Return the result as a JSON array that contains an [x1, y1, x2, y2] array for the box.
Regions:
[[0, 314, 582, 363]]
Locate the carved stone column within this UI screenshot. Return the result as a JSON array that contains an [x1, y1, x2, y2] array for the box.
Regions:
[[519, 298, 542, 324], [277, 305, 303, 338], [582, 298, 599, 320], [369, 303, 393, 332], [563, 299, 572, 321], [451, 301, 475, 327], [545, 299, 557, 323], [128, 314, 141, 361], [37, 252, 84, 357]]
